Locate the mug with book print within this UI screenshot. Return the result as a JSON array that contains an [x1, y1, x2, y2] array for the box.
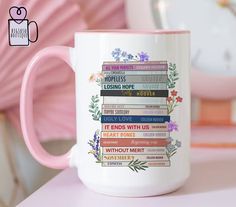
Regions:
[[20, 30, 190, 197]]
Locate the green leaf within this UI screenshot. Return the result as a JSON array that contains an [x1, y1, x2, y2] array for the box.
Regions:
[[167, 62, 179, 89], [170, 151, 177, 157], [88, 140, 94, 144], [128, 165, 135, 172], [128, 159, 148, 173], [88, 150, 95, 154], [133, 167, 138, 172], [89, 95, 101, 122], [89, 103, 95, 109], [133, 159, 139, 164], [128, 160, 133, 165]]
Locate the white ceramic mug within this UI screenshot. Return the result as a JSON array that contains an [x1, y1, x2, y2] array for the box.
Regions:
[[20, 30, 190, 197]]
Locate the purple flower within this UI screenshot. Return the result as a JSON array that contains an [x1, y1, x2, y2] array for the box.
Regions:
[[112, 48, 121, 56], [138, 52, 149, 62], [93, 132, 97, 142], [95, 139, 99, 151], [112, 48, 121, 61], [167, 120, 178, 132], [88, 130, 101, 162]]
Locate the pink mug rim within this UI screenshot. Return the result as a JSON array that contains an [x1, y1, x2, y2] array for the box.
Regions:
[[76, 29, 190, 35]]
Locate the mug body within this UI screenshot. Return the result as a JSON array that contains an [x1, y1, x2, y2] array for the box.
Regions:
[[70, 30, 190, 197]]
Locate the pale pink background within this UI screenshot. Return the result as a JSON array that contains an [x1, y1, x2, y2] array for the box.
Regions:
[[0, 0, 126, 142]]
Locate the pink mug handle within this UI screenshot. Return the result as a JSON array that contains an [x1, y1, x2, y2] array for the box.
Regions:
[[20, 46, 74, 169]]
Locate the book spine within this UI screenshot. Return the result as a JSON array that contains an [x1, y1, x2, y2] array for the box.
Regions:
[[100, 90, 168, 97], [102, 147, 166, 154], [102, 161, 170, 167], [102, 75, 168, 83], [101, 115, 170, 123], [101, 83, 167, 90], [102, 108, 168, 116], [103, 97, 167, 105], [100, 138, 170, 147], [102, 154, 169, 162], [101, 131, 169, 138], [102, 63, 168, 71], [102, 104, 168, 109], [103, 71, 167, 75], [102, 123, 168, 131]]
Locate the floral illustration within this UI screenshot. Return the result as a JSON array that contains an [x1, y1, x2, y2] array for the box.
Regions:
[[88, 72, 103, 162], [167, 120, 178, 132], [167, 63, 179, 89], [89, 95, 102, 121], [88, 130, 102, 163], [167, 90, 183, 114], [88, 72, 103, 163], [87, 48, 183, 172], [138, 52, 149, 62], [89, 72, 104, 86], [88, 72, 104, 121], [112, 48, 149, 62], [128, 159, 148, 172], [166, 138, 182, 159]]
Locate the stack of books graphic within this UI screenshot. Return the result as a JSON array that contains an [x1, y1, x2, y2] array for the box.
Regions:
[[100, 61, 171, 167]]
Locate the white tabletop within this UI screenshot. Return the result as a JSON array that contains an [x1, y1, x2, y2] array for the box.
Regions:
[[17, 148, 236, 207]]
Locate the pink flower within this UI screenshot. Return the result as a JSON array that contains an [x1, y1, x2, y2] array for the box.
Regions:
[[89, 72, 104, 82], [97, 72, 105, 79], [176, 96, 183, 103], [171, 90, 177, 97], [167, 97, 172, 102]]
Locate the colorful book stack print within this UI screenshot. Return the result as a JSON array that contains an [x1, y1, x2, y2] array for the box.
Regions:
[[100, 61, 171, 168], [88, 49, 182, 172]]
